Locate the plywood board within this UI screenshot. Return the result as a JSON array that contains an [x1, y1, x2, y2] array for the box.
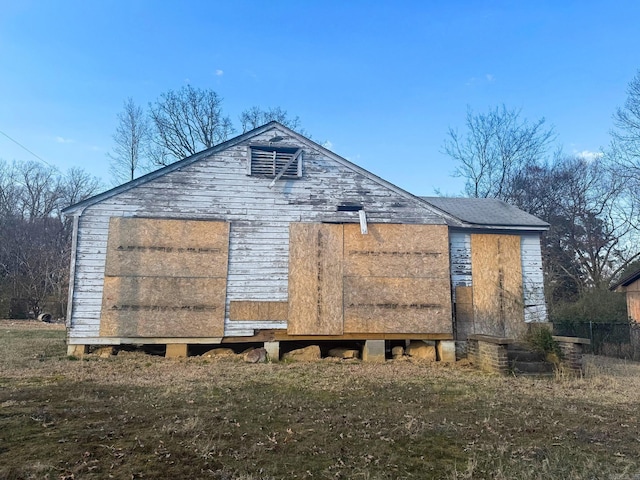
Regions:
[[105, 217, 229, 278], [100, 276, 226, 337], [100, 218, 229, 338], [343, 277, 452, 334], [229, 301, 288, 321], [455, 285, 474, 340], [343, 224, 450, 278], [343, 224, 451, 335], [471, 234, 524, 338], [288, 223, 343, 335]]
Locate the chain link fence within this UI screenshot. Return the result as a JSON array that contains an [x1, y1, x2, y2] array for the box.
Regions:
[[553, 320, 640, 361]]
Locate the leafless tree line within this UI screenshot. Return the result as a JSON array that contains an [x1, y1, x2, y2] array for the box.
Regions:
[[108, 86, 304, 184], [443, 71, 640, 313], [0, 161, 101, 318]]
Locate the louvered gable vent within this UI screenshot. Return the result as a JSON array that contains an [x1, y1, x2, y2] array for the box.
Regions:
[[249, 145, 302, 178]]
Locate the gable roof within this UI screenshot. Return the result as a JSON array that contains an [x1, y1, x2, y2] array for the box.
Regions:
[[63, 122, 460, 225], [420, 197, 549, 230], [63, 122, 547, 232]]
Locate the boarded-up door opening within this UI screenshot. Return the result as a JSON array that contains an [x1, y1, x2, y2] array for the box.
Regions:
[[287, 223, 452, 336], [288, 223, 343, 335], [100, 217, 229, 338], [470, 234, 524, 338]]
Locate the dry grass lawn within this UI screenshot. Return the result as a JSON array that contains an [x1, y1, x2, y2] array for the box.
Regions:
[[1, 320, 640, 479]]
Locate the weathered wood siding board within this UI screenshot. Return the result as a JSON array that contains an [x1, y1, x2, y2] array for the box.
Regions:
[[450, 231, 472, 292], [520, 233, 548, 323], [68, 127, 445, 339]]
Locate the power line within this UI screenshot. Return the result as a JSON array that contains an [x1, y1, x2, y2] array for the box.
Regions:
[[0, 129, 56, 169]]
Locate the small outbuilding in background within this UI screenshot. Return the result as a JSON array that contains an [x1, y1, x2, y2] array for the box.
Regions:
[[613, 269, 640, 323]]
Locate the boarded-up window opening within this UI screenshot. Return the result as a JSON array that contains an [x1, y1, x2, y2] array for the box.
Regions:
[[288, 223, 453, 336], [99, 218, 229, 338], [250, 145, 302, 178]]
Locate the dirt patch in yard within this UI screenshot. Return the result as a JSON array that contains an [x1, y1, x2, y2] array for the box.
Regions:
[[1, 323, 640, 479]]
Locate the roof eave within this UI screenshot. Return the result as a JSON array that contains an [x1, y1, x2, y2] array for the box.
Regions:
[[450, 223, 549, 232], [610, 269, 640, 291]]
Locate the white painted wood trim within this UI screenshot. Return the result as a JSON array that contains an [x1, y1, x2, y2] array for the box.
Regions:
[[65, 214, 80, 329], [359, 209, 368, 234]]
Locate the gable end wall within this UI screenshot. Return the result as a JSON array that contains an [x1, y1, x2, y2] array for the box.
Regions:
[[68, 128, 446, 340]]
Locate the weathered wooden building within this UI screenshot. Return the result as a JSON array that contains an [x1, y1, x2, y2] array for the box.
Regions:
[[63, 122, 548, 360], [613, 269, 640, 323]]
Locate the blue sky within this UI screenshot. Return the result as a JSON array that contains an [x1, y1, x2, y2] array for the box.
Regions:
[[1, 0, 639, 195]]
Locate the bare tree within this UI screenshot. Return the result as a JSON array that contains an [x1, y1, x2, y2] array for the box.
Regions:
[[148, 85, 234, 166], [61, 167, 102, 213], [510, 155, 638, 297], [108, 98, 150, 184], [443, 105, 555, 200], [0, 160, 19, 217], [0, 161, 101, 317], [239, 106, 304, 134], [14, 161, 64, 220], [611, 70, 640, 226]]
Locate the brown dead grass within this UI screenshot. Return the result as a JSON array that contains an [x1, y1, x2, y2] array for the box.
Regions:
[[1, 323, 640, 479]]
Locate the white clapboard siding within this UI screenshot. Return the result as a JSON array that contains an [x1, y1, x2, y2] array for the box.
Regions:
[[68, 128, 446, 340], [521, 233, 548, 323], [450, 231, 472, 296]]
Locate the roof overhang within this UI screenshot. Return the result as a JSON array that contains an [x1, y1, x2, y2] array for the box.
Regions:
[[611, 269, 640, 292]]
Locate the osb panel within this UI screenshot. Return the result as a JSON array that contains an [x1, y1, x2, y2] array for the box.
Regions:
[[343, 277, 452, 334], [343, 224, 450, 278], [628, 292, 640, 323], [455, 285, 473, 305], [100, 276, 226, 337], [455, 286, 474, 340], [229, 301, 288, 321], [104, 217, 229, 278], [471, 234, 524, 338], [100, 218, 229, 338], [288, 223, 343, 335]]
